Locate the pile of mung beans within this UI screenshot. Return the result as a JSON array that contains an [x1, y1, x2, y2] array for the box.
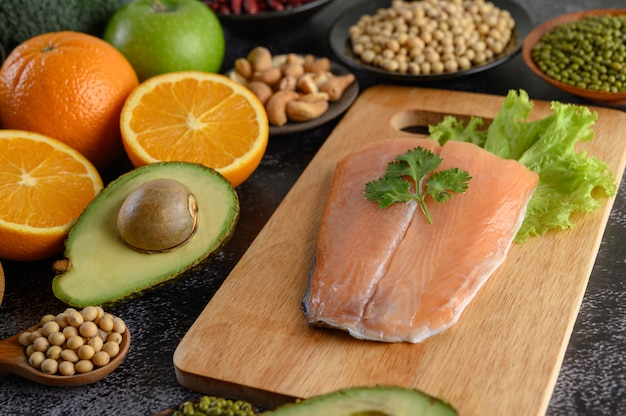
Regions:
[[18, 306, 126, 376], [531, 14, 626, 93], [348, 0, 515, 75], [172, 396, 259, 416]]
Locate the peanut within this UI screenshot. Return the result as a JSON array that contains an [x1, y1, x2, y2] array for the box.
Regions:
[[247, 46, 273, 72], [234, 58, 253, 79]]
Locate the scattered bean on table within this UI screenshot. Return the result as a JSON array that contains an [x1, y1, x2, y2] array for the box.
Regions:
[[172, 395, 259, 416]]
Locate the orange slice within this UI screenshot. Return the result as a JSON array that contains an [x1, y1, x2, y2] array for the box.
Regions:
[[0, 130, 103, 261], [0, 261, 4, 305], [120, 71, 269, 187]]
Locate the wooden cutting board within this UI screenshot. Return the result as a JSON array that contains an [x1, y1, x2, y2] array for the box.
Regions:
[[174, 86, 626, 415]]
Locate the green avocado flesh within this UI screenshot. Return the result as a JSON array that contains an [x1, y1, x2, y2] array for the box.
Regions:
[[265, 386, 457, 416], [52, 162, 239, 307]]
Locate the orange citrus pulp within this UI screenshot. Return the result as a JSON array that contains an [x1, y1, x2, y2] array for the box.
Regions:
[[120, 71, 269, 187], [0, 130, 103, 261]]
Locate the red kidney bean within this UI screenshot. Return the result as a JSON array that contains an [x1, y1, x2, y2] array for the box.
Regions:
[[204, 0, 316, 15]]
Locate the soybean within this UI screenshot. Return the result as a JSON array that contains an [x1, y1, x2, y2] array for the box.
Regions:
[[92, 351, 111, 367], [75, 359, 94, 374], [58, 360, 76, 376], [40, 358, 59, 375]]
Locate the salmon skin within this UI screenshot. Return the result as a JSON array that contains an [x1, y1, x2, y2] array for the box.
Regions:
[[302, 138, 539, 343]]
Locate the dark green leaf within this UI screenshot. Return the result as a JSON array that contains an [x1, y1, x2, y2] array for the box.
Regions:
[[391, 147, 442, 183], [364, 176, 413, 209], [425, 168, 472, 203]]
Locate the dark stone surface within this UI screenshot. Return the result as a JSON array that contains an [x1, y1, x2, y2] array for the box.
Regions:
[[1, 0, 624, 414]]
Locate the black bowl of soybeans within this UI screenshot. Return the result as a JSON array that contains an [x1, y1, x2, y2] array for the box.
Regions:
[[522, 9, 626, 106]]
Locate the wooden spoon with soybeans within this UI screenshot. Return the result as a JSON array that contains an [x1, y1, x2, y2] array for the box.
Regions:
[[0, 308, 130, 387]]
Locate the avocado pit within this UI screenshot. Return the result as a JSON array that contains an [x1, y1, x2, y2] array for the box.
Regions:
[[116, 178, 199, 253]]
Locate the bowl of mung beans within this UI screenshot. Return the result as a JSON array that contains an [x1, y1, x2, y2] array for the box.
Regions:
[[522, 9, 626, 106]]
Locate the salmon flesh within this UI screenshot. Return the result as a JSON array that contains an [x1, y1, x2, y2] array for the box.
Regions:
[[302, 138, 539, 343]]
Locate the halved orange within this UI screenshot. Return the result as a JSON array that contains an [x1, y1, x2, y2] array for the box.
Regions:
[[0, 130, 103, 261], [120, 71, 269, 187], [0, 261, 4, 305]]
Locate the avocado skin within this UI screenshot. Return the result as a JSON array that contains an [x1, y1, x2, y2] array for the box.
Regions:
[[52, 162, 239, 308], [263, 386, 457, 416], [0, 0, 125, 53]]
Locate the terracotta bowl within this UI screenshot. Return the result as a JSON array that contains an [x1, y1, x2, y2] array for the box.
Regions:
[[522, 9, 626, 106]]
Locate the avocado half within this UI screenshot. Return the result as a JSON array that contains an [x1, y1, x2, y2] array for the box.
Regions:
[[52, 162, 239, 307], [264, 386, 457, 415]]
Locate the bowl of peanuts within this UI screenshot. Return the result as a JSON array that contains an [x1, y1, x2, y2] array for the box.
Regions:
[[329, 0, 532, 82]]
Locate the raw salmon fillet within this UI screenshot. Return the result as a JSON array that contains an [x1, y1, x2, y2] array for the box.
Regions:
[[303, 138, 440, 330], [303, 138, 539, 343]]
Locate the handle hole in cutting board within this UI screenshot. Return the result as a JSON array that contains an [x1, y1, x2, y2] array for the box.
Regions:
[[391, 109, 493, 135]]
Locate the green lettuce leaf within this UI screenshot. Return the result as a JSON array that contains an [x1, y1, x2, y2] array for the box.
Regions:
[[429, 89, 617, 243]]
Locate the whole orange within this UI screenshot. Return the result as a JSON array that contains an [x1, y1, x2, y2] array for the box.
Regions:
[[0, 31, 139, 168]]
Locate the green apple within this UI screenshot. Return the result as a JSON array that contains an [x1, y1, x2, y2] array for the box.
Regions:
[[104, 0, 225, 81]]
